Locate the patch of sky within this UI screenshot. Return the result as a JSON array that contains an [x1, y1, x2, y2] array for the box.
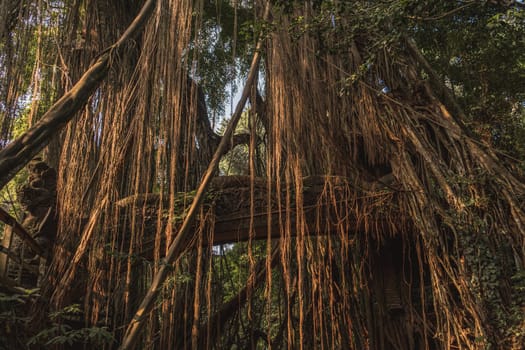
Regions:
[[214, 64, 266, 133], [450, 56, 462, 66], [212, 243, 233, 255], [377, 78, 390, 94]]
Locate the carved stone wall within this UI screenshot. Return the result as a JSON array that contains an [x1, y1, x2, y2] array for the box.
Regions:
[[6, 158, 57, 287]]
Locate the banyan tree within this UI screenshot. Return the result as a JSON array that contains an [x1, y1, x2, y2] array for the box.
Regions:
[[0, 0, 524, 349]]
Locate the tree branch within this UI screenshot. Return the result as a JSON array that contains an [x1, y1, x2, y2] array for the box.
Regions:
[[118, 3, 272, 348], [191, 77, 261, 157], [198, 246, 280, 348], [403, 35, 473, 138], [0, 0, 157, 190], [406, 2, 476, 21], [250, 89, 268, 133], [0, 207, 44, 257]]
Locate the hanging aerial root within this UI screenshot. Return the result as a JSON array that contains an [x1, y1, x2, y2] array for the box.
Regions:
[[0, 0, 157, 190]]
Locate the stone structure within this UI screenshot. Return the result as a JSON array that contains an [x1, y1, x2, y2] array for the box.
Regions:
[[3, 158, 57, 287]]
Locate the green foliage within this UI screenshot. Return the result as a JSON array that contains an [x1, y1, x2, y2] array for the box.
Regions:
[[210, 240, 270, 307], [0, 96, 30, 239], [3, 299, 113, 348], [28, 323, 114, 347], [0, 289, 39, 350], [281, 1, 525, 159], [219, 111, 266, 176], [195, 1, 257, 116], [506, 269, 525, 342], [0, 289, 37, 324], [0, 168, 28, 215], [27, 304, 115, 347], [407, 1, 525, 156]]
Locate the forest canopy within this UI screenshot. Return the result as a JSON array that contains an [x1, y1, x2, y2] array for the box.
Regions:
[[0, 1, 524, 349]]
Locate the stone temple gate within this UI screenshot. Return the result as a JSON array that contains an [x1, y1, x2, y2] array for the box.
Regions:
[[1, 159, 401, 292]]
